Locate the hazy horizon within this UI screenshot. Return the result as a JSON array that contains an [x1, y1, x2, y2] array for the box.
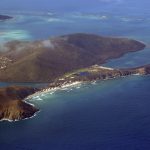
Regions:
[[0, 0, 150, 14]]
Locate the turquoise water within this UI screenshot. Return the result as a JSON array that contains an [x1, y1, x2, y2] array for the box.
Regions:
[[1, 10, 150, 67], [1, 0, 150, 149]]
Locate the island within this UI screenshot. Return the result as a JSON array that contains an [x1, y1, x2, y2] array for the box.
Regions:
[[0, 33, 145, 82], [0, 33, 148, 122], [0, 15, 12, 21]]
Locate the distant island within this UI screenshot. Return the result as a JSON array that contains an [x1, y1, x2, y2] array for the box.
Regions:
[[0, 15, 12, 21], [0, 33, 148, 122]]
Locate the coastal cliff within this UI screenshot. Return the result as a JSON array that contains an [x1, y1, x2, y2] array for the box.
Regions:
[[0, 86, 39, 121]]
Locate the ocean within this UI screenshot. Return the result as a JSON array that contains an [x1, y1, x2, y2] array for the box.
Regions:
[[0, 0, 150, 149]]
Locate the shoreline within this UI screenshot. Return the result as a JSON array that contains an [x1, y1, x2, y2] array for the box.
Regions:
[[1, 73, 150, 123], [0, 110, 40, 123], [26, 81, 82, 100], [0, 82, 82, 123], [0, 95, 41, 123]]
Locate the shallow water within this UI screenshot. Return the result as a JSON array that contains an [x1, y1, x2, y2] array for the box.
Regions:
[[1, 10, 150, 67]]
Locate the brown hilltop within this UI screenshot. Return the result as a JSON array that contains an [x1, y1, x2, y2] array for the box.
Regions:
[[0, 86, 39, 121], [0, 33, 145, 82]]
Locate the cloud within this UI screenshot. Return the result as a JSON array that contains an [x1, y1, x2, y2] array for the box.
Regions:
[[42, 40, 54, 48]]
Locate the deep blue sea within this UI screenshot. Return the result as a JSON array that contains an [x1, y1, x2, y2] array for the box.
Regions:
[[0, 0, 150, 149]]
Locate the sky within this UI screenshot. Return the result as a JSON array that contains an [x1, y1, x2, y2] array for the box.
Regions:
[[0, 0, 149, 14], [0, 0, 124, 12]]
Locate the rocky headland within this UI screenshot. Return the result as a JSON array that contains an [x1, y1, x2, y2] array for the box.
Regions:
[[0, 86, 39, 121]]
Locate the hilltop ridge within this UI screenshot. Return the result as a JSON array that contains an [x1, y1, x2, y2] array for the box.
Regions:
[[0, 33, 145, 82]]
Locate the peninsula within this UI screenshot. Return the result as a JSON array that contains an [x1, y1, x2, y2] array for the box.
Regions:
[[48, 64, 150, 89], [0, 86, 39, 121]]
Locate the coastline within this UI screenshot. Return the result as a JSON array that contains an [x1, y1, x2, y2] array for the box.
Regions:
[[0, 96, 40, 123], [26, 81, 82, 100], [0, 86, 39, 122], [0, 110, 40, 123], [1, 70, 150, 123], [0, 82, 83, 123], [0, 33, 147, 122], [25, 71, 145, 101]]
